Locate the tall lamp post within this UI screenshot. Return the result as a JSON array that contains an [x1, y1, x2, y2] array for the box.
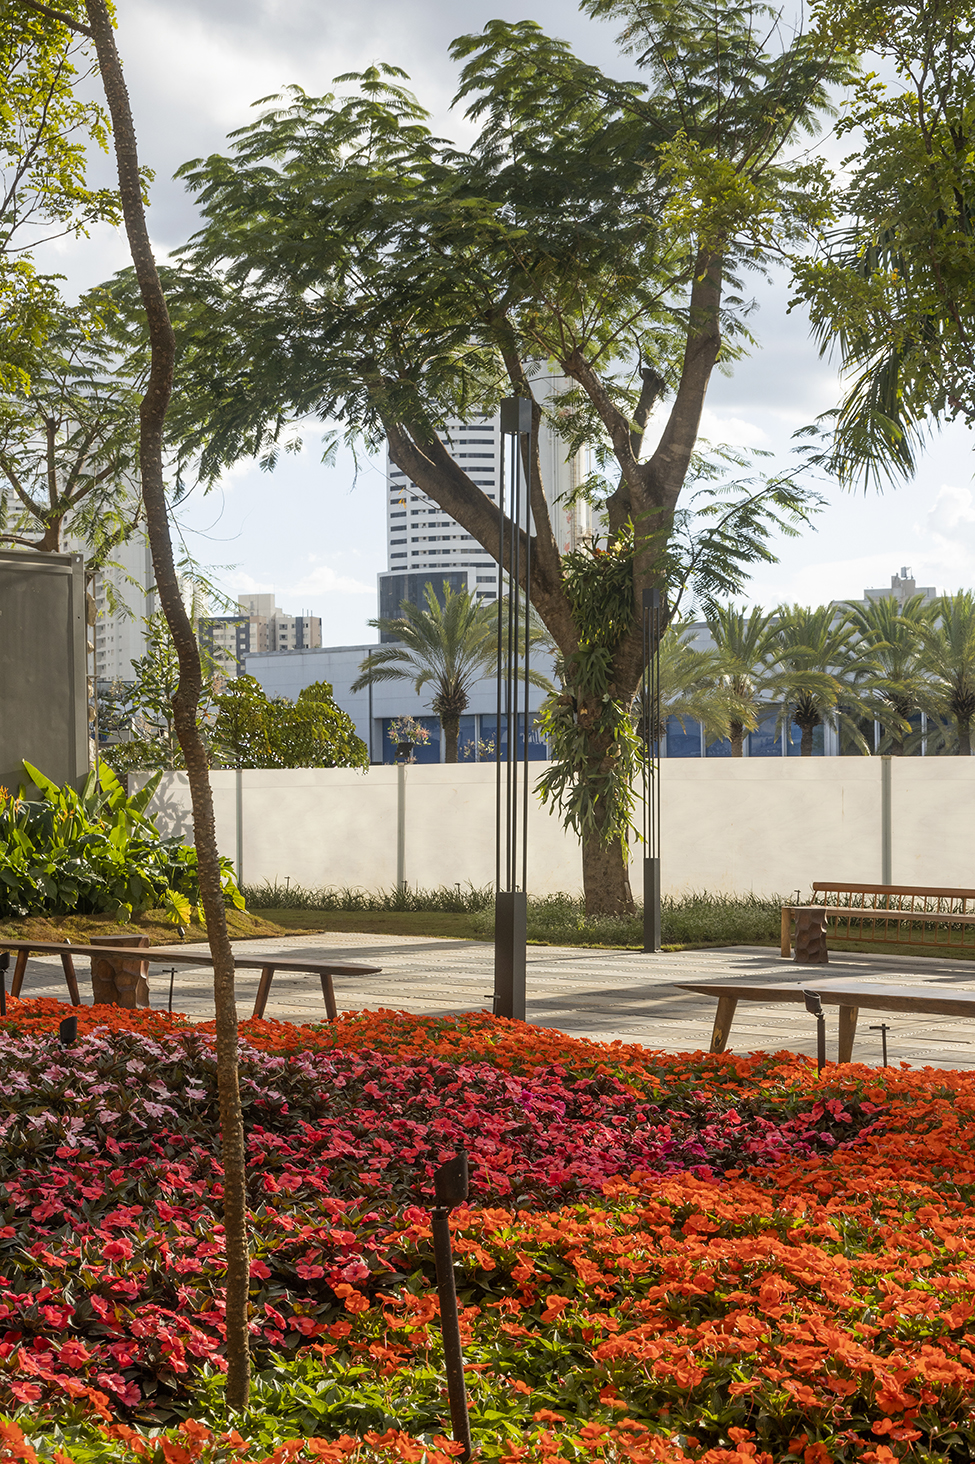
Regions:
[[494, 396, 533, 1021], [642, 588, 662, 952]]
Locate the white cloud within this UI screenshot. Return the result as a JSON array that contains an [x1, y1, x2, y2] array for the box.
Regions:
[[287, 565, 375, 597]]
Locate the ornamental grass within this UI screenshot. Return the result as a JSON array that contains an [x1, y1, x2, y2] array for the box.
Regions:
[[0, 1003, 973, 1463]]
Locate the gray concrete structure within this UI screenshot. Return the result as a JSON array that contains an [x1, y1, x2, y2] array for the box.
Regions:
[[0, 547, 89, 793]]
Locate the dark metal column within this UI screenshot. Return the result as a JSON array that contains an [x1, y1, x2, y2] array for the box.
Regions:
[[642, 588, 662, 952], [493, 396, 532, 1021]]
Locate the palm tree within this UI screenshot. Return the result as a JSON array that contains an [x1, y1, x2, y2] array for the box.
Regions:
[[352, 583, 551, 763], [767, 604, 881, 756], [705, 605, 777, 756], [638, 620, 735, 750], [917, 592, 975, 756], [842, 594, 938, 754]]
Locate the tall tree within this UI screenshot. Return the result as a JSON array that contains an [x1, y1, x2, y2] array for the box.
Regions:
[[0, 296, 142, 554], [842, 593, 939, 753], [917, 592, 975, 756], [140, 1, 848, 913], [13, 0, 253, 1406], [212, 676, 369, 770], [0, 6, 119, 390], [796, 0, 975, 487], [352, 584, 549, 763], [768, 603, 884, 755], [705, 604, 778, 755]]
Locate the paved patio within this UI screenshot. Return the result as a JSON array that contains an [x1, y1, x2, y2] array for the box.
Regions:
[[11, 934, 975, 1071]]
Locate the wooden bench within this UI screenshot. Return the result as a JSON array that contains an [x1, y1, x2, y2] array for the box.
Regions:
[[0, 939, 382, 1021], [780, 883, 975, 958], [674, 977, 975, 1062]]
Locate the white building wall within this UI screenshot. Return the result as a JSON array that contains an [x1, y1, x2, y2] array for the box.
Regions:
[[134, 758, 975, 899]]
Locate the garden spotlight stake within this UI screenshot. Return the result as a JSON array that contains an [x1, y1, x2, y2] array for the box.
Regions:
[[58, 1015, 77, 1047], [0, 953, 7, 1018], [167, 967, 176, 1015], [431, 1148, 472, 1462], [869, 1022, 890, 1067], [804, 990, 826, 1074]]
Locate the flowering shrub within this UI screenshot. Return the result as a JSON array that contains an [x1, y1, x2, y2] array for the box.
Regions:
[[2, 1004, 975, 1462]]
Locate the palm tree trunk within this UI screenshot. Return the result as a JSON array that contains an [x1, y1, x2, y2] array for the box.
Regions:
[[730, 720, 745, 757], [800, 722, 815, 756], [442, 715, 460, 763], [81, 0, 250, 1408], [959, 720, 972, 756], [582, 834, 634, 916]]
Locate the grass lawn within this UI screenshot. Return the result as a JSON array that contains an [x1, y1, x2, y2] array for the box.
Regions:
[[3, 1001, 975, 1462]]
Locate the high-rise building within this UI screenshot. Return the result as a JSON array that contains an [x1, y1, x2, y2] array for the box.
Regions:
[[199, 595, 322, 677], [377, 372, 591, 634], [61, 523, 156, 683]]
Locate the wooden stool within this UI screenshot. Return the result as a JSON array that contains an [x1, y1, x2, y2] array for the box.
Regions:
[[794, 907, 829, 964], [89, 934, 150, 1008]]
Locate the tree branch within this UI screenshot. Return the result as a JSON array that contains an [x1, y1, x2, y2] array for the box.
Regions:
[[16, 0, 93, 35]]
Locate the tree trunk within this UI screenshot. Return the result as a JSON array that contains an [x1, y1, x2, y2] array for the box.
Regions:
[[442, 715, 459, 763], [730, 721, 745, 757], [799, 721, 815, 756], [959, 720, 972, 756], [582, 833, 634, 917], [81, 0, 250, 1409]]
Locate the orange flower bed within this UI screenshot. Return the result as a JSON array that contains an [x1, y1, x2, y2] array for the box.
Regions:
[[4, 1000, 975, 1462]]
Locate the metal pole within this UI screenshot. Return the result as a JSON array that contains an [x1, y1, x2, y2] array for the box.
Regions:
[[643, 589, 662, 952], [235, 766, 243, 886], [522, 441, 532, 896], [0, 953, 7, 1018], [431, 1150, 472, 1462], [396, 760, 407, 893], [494, 397, 531, 1022], [805, 990, 827, 1073], [881, 755, 892, 884]]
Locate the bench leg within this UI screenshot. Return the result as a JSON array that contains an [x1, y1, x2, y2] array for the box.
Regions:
[[710, 995, 738, 1054], [10, 950, 28, 999], [60, 953, 81, 1007], [837, 1004, 858, 1064], [781, 908, 792, 958], [319, 971, 338, 1023], [252, 965, 274, 1020]]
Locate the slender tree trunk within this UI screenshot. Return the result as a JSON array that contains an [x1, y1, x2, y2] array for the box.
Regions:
[[582, 834, 634, 917], [80, 0, 250, 1408], [730, 720, 744, 757], [959, 720, 972, 756], [799, 721, 815, 756]]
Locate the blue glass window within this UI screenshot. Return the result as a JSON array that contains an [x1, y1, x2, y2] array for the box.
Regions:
[[665, 716, 701, 757], [747, 713, 781, 757]]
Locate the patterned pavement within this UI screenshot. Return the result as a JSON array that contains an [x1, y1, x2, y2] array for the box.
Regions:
[[12, 934, 975, 1071]]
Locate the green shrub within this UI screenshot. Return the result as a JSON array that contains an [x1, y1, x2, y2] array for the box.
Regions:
[[0, 761, 244, 922], [242, 879, 494, 914], [243, 879, 783, 948]]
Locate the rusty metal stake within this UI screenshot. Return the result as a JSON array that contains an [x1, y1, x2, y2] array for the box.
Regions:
[[431, 1150, 472, 1462]]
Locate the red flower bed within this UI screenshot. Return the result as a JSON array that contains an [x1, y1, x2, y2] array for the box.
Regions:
[[2, 1001, 975, 1462]]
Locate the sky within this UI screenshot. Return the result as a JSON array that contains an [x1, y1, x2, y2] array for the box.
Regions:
[[39, 0, 975, 644]]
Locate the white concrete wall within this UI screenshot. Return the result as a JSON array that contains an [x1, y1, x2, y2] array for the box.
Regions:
[[132, 759, 974, 898]]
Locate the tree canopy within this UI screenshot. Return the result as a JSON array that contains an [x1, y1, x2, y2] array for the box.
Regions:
[[796, 0, 975, 487], [108, 0, 852, 912]]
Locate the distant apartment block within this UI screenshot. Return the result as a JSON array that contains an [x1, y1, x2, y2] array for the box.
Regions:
[[199, 593, 322, 677]]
